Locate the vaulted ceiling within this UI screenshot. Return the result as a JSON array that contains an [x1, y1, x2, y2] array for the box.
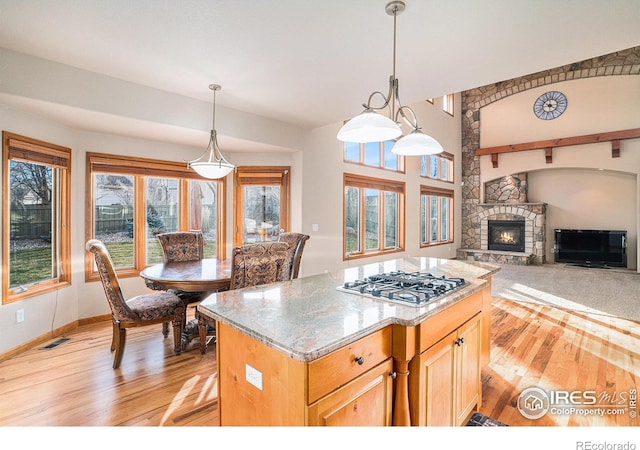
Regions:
[[1, 0, 639, 150]]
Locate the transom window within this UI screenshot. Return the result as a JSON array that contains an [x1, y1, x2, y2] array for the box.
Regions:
[[420, 186, 453, 246], [344, 140, 404, 172], [85, 152, 226, 280], [3, 132, 72, 303], [344, 173, 404, 260], [421, 152, 454, 182]]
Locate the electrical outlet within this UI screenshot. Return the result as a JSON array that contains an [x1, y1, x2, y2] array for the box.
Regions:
[[16, 309, 25, 323], [245, 364, 263, 390]]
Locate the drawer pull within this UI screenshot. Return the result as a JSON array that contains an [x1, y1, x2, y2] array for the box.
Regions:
[[354, 356, 365, 365]]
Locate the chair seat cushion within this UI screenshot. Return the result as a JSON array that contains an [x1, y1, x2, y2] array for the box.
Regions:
[[126, 291, 184, 321]]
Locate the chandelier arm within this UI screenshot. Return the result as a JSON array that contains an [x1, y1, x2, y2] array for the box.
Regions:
[[364, 90, 392, 111], [395, 105, 420, 131]]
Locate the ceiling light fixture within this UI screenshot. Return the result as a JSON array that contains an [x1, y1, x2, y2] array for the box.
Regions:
[[188, 84, 235, 179], [337, 1, 443, 156]]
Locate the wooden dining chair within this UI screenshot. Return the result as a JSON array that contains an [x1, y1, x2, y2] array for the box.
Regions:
[[86, 239, 185, 369], [196, 241, 293, 353], [277, 231, 310, 279], [156, 231, 204, 263]]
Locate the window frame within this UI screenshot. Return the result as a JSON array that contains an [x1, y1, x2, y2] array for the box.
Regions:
[[420, 185, 454, 248], [2, 132, 72, 304], [420, 151, 454, 183], [343, 173, 405, 260], [233, 166, 291, 246], [442, 93, 455, 116], [85, 152, 227, 281], [343, 140, 405, 173]]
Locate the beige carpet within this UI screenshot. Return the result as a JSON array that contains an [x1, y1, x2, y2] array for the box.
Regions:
[[490, 263, 640, 322]]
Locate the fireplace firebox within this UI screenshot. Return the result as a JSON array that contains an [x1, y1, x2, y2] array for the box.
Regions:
[[488, 220, 525, 252]]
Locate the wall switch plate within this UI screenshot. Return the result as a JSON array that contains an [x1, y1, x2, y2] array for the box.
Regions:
[[245, 364, 263, 391], [312, 223, 319, 232], [16, 309, 25, 323]]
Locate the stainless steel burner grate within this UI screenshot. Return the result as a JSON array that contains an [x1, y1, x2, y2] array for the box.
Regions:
[[339, 271, 466, 306]]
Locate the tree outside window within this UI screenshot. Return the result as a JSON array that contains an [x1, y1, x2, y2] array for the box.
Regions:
[[3, 132, 71, 303], [420, 186, 453, 247], [344, 173, 404, 259]]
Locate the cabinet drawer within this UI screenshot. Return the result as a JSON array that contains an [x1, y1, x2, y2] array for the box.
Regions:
[[308, 327, 392, 404]]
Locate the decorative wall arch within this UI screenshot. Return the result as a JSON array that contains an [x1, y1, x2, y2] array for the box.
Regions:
[[460, 46, 640, 252]]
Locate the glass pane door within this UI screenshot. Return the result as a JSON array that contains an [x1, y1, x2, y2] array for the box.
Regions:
[[234, 167, 290, 246]]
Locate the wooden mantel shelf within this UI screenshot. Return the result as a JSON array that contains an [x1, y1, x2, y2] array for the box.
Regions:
[[476, 127, 640, 168]]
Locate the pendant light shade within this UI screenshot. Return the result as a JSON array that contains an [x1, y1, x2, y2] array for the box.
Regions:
[[337, 110, 402, 143], [188, 84, 235, 179], [392, 129, 444, 156], [337, 1, 443, 156]]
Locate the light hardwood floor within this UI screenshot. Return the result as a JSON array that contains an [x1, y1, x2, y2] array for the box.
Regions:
[[0, 299, 637, 426]]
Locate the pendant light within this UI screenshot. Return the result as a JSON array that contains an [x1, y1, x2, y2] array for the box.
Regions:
[[337, 1, 443, 156], [188, 84, 235, 179]]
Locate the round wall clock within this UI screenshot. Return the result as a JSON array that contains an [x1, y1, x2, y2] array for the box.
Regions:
[[533, 91, 568, 120]]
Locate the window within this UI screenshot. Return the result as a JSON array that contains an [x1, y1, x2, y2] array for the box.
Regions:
[[421, 152, 454, 182], [234, 166, 290, 246], [442, 93, 454, 116], [344, 173, 404, 259], [344, 140, 404, 172], [3, 132, 71, 303], [86, 153, 226, 280], [420, 186, 453, 246]]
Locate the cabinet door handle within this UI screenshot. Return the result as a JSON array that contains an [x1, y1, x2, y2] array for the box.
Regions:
[[460, 337, 465, 345], [354, 356, 365, 365], [389, 371, 397, 379], [455, 338, 463, 346]]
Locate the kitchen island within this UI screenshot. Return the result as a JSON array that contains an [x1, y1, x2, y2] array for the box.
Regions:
[[197, 257, 499, 426]]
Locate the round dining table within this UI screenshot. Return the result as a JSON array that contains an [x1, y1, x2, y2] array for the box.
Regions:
[[140, 258, 232, 293]]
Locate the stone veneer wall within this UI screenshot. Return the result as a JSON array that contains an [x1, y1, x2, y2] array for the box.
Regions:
[[457, 203, 546, 265], [459, 46, 640, 261], [484, 173, 527, 203]]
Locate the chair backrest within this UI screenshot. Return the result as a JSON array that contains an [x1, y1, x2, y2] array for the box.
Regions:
[[85, 239, 136, 322], [229, 241, 294, 290], [156, 231, 204, 263], [277, 232, 310, 279]]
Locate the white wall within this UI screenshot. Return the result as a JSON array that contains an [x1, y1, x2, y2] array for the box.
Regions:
[[478, 76, 640, 270], [0, 93, 462, 354], [300, 96, 462, 276]]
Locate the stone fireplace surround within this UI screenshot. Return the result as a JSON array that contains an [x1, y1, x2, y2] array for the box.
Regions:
[[456, 203, 546, 265], [457, 48, 638, 266]]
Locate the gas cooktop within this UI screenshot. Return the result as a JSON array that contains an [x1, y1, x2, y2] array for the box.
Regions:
[[338, 271, 467, 306]]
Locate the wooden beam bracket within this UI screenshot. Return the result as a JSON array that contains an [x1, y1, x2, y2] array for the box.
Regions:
[[545, 147, 553, 164], [491, 153, 499, 168], [612, 139, 621, 158]]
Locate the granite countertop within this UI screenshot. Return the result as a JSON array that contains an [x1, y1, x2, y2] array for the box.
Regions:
[[197, 257, 500, 362]]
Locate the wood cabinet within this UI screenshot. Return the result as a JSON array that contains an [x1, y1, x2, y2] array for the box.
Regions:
[[216, 322, 393, 426], [307, 358, 394, 426], [408, 290, 483, 426], [214, 283, 491, 427]]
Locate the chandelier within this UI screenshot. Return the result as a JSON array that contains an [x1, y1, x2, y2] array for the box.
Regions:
[[337, 1, 443, 156], [188, 84, 235, 179]]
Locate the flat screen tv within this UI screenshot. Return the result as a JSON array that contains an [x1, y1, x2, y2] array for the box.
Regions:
[[554, 229, 627, 268]]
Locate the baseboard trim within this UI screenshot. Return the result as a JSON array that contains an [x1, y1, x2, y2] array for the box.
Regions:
[[0, 314, 111, 363]]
